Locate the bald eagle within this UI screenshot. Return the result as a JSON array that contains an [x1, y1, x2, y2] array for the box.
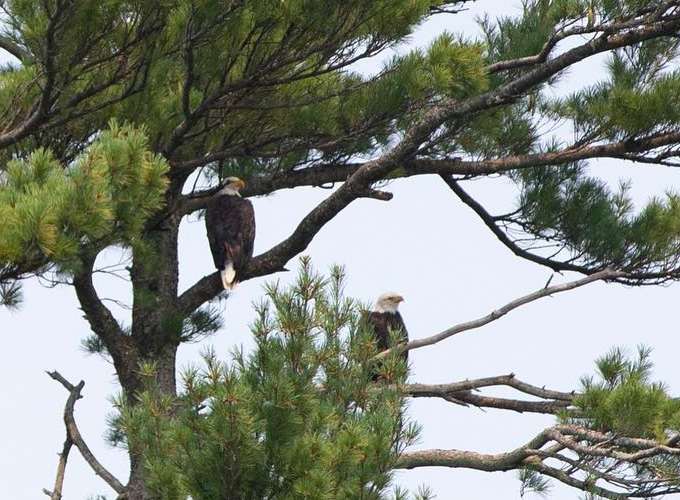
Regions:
[[205, 176, 255, 290], [366, 291, 408, 381]]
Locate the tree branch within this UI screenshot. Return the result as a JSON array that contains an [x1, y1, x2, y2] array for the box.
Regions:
[[176, 11, 680, 315], [441, 175, 593, 274], [43, 398, 75, 500], [0, 34, 29, 62], [428, 391, 572, 414], [406, 373, 575, 414], [484, 7, 672, 74], [46, 371, 126, 495], [72, 253, 127, 344], [441, 174, 680, 284], [398, 421, 680, 499], [398, 429, 553, 471], [407, 373, 574, 401], [72, 252, 139, 382], [374, 269, 623, 360], [179, 125, 680, 219]]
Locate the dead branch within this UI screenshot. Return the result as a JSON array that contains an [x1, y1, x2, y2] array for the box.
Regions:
[[373, 269, 623, 361], [43, 377, 79, 500], [397, 422, 680, 499], [47, 371, 126, 494], [406, 373, 575, 414]]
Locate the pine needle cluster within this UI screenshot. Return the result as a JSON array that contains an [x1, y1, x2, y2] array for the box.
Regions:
[[565, 347, 680, 483], [120, 259, 420, 500], [573, 346, 680, 440], [0, 121, 168, 305], [475, 1, 680, 277]]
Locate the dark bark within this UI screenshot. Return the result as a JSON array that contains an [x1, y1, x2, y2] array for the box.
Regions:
[[74, 206, 184, 499]]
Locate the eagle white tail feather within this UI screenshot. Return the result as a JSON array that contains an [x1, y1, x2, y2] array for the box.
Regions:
[[220, 263, 237, 290]]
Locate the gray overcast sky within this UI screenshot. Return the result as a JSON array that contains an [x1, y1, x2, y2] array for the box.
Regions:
[[2, 2, 680, 499]]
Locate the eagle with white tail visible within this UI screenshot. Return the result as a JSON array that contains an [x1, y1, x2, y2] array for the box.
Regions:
[[205, 176, 255, 290], [366, 291, 409, 381]]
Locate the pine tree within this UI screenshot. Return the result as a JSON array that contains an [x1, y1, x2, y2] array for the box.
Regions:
[[2, 1, 680, 499], [122, 260, 419, 500]]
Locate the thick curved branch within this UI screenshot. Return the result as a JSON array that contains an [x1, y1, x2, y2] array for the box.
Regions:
[[398, 422, 680, 499], [0, 34, 29, 62], [176, 12, 680, 314], [72, 254, 127, 344], [46, 371, 125, 495], [72, 252, 138, 380]]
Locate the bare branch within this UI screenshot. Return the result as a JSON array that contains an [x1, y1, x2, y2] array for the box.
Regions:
[[43, 407, 74, 500], [407, 373, 574, 400], [406, 373, 575, 414], [528, 460, 629, 500], [432, 391, 572, 413], [374, 269, 623, 360], [46, 371, 125, 494], [398, 429, 553, 471], [398, 421, 680, 499]]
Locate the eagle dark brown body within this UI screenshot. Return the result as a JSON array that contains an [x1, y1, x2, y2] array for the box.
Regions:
[[367, 311, 409, 358], [205, 191, 255, 289], [366, 305, 408, 381]]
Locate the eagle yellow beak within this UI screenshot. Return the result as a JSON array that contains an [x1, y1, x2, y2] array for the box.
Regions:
[[236, 178, 246, 189], [395, 295, 404, 303]]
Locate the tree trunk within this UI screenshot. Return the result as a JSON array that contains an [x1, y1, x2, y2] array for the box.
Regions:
[[75, 210, 186, 499], [117, 344, 178, 500], [121, 211, 182, 499]]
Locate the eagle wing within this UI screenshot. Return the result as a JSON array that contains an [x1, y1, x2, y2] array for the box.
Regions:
[[367, 312, 408, 350], [366, 311, 409, 381]]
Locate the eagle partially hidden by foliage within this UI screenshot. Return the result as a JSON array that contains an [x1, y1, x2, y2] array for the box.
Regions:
[[366, 292, 408, 381], [205, 176, 255, 290]]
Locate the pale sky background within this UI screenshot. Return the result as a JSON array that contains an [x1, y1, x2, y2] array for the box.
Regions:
[[2, 2, 680, 499]]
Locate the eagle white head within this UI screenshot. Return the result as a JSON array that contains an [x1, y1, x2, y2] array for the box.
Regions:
[[374, 291, 404, 313], [218, 176, 246, 196]]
